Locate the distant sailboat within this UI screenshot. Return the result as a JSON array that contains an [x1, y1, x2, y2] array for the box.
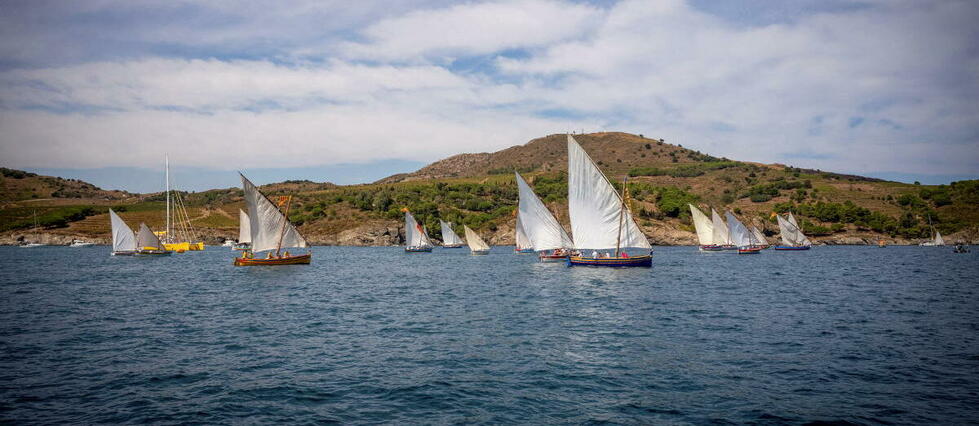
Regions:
[[161, 155, 204, 251], [775, 213, 812, 250], [726, 211, 762, 254], [233, 209, 252, 251], [108, 209, 136, 256], [464, 225, 491, 255], [439, 219, 464, 248], [565, 135, 652, 267], [750, 225, 770, 249], [919, 215, 945, 246], [515, 172, 574, 262], [709, 208, 735, 251], [514, 214, 534, 253], [21, 210, 45, 247], [689, 204, 717, 251], [234, 173, 311, 265], [135, 223, 172, 256], [404, 211, 433, 253]]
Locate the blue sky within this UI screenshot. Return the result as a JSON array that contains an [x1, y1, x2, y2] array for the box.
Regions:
[[1, 0, 977, 191]]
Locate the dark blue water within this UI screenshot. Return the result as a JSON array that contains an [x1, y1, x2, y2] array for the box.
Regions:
[[1, 246, 977, 424]]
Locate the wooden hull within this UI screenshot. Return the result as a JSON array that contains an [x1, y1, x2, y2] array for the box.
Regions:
[[699, 245, 725, 252], [539, 254, 569, 262], [568, 255, 652, 267], [774, 245, 811, 251], [442, 244, 464, 248], [405, 246, 433, 253], [738, 247, 763, 254], [234, 253, 311, 266]]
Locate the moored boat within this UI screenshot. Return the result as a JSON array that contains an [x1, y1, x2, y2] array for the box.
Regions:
[[160, 155, 205, 251], [70, 240, 95, 247], [233, 173, 310, 266]]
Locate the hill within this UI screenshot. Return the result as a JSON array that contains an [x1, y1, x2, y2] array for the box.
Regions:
[[2, 133, 978, 246]]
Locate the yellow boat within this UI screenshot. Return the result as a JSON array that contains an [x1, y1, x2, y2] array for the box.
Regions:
[[158, 155, 205, 251]]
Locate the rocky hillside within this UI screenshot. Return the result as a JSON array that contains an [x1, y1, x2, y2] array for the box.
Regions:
[[2, 132, 978, 246]]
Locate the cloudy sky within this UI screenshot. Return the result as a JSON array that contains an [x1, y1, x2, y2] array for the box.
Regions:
[[0, 0, 976, 192]]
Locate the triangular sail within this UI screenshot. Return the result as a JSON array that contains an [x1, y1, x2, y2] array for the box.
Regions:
[[776, 215, 797, 246], [725, 212, 754, 247], [136, 223, 164, 250], [109, 209, 136, 252], [751, 226, 768, 245], [515, 172, 573, 251], [515, 215, 532, 250], [240, 173, 307, 253], [711, 209, 731, 245], [404, 212, 431, 248], [464, 225, 490, 251], [786, 213, 812, 245], [935, 231, 944, 246], [689, 204, 714, 245], [567, 135, 650, 250], [439, 220, 463, 246], [238, 209, 252, 244]]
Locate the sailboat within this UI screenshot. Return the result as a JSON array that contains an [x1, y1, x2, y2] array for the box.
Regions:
[[515, 172, 574, 262], [232, 209, 252, 251], [919, 215, 945, 246], [726, 211, 762, 254], [160, 155, 205, 251], [566, 135, 652, 267], [775, 213, 812, 250], [135, 223, 172, 256], [439, 219, 464, 248], [464, 225, 491, 255], [689, 204, 716, 251], [750, 225, 770, 249], [514, 214, 534, 253], [233, 173, 311, 265], [108, 209, 137, 256], [700, 208, 734, 251], [404, 210, 433, 253], [20, 210, 46, 247]]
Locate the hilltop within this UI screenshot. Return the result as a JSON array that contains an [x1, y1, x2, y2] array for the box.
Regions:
[[2, 132, 977, 246]]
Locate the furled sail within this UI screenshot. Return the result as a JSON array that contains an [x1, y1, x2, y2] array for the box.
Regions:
[[238, 209, 252, 244], [439, 220, 464, 246], [405, 212, 431, 248], [751, 226, 768, 245], [136, 223, 164, 250], [515, 215, 532, 250], [725, 211, 754, 247], [515, 172, 573, 251], [689, 204, 714, 246], [567, 135, 650, 250], [464, 226, 490, 252], [711, 209, 731, 245], [109, 209, 136, 252], [241, 173, 307, 253]]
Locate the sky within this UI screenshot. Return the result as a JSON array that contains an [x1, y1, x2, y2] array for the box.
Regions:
[[0, 0, 977, 192]]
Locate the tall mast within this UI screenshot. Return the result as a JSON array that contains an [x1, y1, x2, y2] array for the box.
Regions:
[[615, 177, 627, 257], [165, 154, 170, 243], [275, 195, 293, 257]]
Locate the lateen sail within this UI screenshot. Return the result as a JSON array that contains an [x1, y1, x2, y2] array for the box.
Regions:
[[689, 204, 714, 246], [725, 212, 754, 247], [241, 173, 307, 253], [109, 209, 136, 252], [935, 231, 944, 246], [711, 209, 731, 245], [567, 135, 650, 250], [238, 209, 252, 244], [136, 223, 164, 250], [515, 214, 532, 250], [464, 225, 490, 252], [786, 213, 812, 246], [515, 172, 573, 251], [405, 212, 431, 248], [439, 220, 463, 246], [751, 226, 768, 245]]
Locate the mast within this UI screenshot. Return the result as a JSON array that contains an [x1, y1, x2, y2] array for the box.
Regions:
[[165, 154, 170, 244], [275, 195, 293, 257], [615, 177, 627, 257]]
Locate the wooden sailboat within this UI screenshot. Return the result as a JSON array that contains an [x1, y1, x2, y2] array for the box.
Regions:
[[108, 209, 137, 256], [439, 220, 464, 248], [726, 211, 763, 254], [135, 223, 172, 256], [514, 214, 534, 253], [711, 208, 737, 250], [233, 173, 311, 265], [161, 155, 205, 251], [464, 225, 491, 255], [515, 172, 574, 262], [565, 135, 652, 267], [689, 204, 718, 251], [750, 225, 770, 249], [21, 210, 46, 247], [775, 213, 812, 250], [404, 210, 433, 252], [232, 209, 252, 251]]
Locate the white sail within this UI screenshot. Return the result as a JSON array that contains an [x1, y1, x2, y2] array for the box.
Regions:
[[422, 224, 433, 247], [439, 220, 464, 246], [515, 172, 573, 251], [689, 204, 714, 246], [464, 225, 490, 252], [751, 226, 768, 245], [567, 135, 651, 250], [515, 214, 533, 250], [711, 209, 731, 245], [238, 209, 252, 244], [241, 173, 307, 253], [787, 212, 799, 228], [777, 214, 811, 246], [109, 209, 136, 252], [136, 223, 164, 250], [725, 212, 753, 247], [786, 213, 812, 245], [404, 211, 431, 248], [935, 231, 945, 246]]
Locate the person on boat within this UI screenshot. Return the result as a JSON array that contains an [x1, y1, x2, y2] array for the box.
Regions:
[[283, 251, 289, 257], [591, 250, 598, 258], [621, 252, 629, 258]]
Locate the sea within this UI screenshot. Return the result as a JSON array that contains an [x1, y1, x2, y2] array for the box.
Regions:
[[1, 245, 977, 424]]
